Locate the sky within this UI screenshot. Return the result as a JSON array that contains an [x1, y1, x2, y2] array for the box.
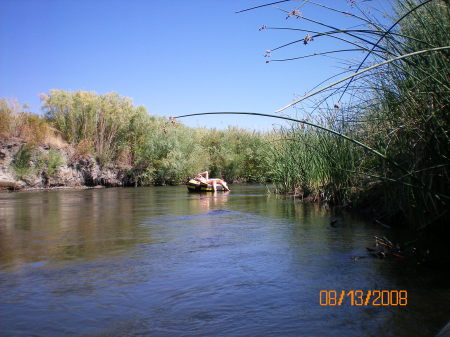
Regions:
[[0, 0, 392, 130]]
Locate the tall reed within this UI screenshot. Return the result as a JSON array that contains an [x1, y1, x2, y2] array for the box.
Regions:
[[241, 0, 449, 233]]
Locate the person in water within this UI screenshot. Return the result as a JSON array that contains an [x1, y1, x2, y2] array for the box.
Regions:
[[195, 171, 230, 191]]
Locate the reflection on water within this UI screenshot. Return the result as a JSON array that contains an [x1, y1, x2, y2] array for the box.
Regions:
[[0, 185, 449, 337]]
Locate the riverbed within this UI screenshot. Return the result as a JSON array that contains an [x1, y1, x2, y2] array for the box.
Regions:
[[0, 185, 448, 336]]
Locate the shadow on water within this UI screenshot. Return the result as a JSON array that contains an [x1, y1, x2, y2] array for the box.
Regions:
[[0, 185, 448, 337]]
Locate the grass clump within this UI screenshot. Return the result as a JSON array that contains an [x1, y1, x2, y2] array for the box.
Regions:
[[271, 123, 361, 204], [47, 149, 65, 176], [12, 145, 34, 180]]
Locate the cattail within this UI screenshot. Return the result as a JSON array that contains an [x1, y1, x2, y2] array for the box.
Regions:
[[286, 9, 302, 19], [303, 34, 314, 45]]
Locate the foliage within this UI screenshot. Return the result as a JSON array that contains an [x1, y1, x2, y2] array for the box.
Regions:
[[0, 99, 13, 137], [270, 121, 361, 204], [41, 90, 147, 165], [74, 139, 95, 159], [247, 0, 449, 232], [0, 99, 51, 144], [18, 113, 50, 145], [36, 90, 275, 185], [47, 149, 65, 176], [365, 0, 449, 230], [197, 127, 273, 183], [12, 144, 34, 179], [2, 92, 275, 186]]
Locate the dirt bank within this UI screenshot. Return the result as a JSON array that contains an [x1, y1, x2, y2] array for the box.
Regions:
[[0, 138, 128, 191]]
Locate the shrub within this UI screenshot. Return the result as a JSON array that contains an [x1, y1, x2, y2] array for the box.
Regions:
[[18, 113, 50, 145], [74, 139, 94, 159], [12, 145, 34, 179], [42, 90, 147, 165], [47, 149, 65, 176], [0, 98, 51, 144]]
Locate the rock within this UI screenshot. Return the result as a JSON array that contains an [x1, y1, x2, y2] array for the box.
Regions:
[[49, 166, 83, 186], [23, 175, 43, 187], [0, 180, 24, 190], [0, 138, 128, 190]]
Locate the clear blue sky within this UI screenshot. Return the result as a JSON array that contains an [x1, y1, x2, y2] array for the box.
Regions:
[[0, 0, 391, 130]]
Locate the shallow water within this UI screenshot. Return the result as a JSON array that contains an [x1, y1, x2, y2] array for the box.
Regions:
[[0, 185, 448, 336]]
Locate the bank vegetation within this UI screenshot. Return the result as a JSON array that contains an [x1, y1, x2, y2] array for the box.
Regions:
[[0, 92, 273, 187]]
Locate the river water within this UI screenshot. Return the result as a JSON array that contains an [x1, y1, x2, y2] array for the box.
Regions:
[[0, 185, 448, 337]]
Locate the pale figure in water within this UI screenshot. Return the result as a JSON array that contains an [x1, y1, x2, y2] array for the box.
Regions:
[[194, 171, 230, 191]]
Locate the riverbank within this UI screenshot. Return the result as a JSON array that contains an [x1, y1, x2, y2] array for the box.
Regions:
[[0, 137, 127, 191]]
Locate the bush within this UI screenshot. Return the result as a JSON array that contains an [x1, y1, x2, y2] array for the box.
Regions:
[[42, 90, 147, 165], [47, 149, 65, 176], [18, 113, 50, 145], [12, 145, 34, 179], [74, 139, 95, 159], [0, 98, 51, 144]]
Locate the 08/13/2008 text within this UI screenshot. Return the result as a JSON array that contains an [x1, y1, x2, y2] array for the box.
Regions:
[[319, 290, 408, 306]]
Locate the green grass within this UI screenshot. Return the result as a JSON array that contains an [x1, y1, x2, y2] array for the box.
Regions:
[[47, 149, 65, 176], [262, 0, 449, 233], [12, 145, 34, 180]]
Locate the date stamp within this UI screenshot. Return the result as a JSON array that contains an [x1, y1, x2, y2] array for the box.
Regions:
[[320, 290, 408, 306]]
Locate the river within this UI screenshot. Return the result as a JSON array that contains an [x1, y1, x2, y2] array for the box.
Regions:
[[0, 185, 448, 336]]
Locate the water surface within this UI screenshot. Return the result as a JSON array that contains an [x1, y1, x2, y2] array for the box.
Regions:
[[0, 185, 448, 336]]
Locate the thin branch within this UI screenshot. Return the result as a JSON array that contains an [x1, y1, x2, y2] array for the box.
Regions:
[[266, 27, 393, 59], [235, 0, 292, 14], [337, 0, 436, 102], [268, 48, 363, 62], [275, 46, 450, 113], [174, 112, 391, 162]]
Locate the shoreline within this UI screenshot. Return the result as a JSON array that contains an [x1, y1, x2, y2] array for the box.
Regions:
[[0, 184, 106, 193]]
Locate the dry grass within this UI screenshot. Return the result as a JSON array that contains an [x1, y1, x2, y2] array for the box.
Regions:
[[116, 148, 133, 168], [0, 99, 16, 137], [74, 139, 94, 159], [43, 129, 68, 148], [0, 99, 55, 146], [17, 113, 50, 145]]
